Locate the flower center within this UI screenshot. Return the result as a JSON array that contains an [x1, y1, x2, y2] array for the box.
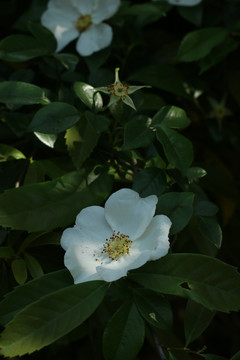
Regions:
[[75, 14, 92, 32], [215, 105, 226, 120], [108, 68, 129, 99], [102, 231, 132, 260], [108, 82, 129, 98]]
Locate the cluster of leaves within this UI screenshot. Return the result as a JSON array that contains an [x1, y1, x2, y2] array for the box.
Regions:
[[0, 0, 240, 359]]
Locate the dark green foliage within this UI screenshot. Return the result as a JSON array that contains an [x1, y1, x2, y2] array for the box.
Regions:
[[0, 0, 239, 359]]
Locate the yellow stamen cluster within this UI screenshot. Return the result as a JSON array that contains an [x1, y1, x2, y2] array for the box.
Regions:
[[75, 14, 92, 32], [102, 231, 132, 260]]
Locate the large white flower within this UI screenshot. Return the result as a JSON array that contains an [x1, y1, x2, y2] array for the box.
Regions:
[[41, 0, 120, 56], [153, 0, 202, 6], [61, 188, 171, 283]]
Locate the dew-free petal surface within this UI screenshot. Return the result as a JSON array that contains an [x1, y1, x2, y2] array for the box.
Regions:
[[105, 188, 158, 240]]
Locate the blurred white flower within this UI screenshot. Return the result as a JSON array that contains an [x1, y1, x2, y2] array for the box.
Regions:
[[61, 188, 171, 283], [153, 0, 202, 6], [41, 0, 120, 56]]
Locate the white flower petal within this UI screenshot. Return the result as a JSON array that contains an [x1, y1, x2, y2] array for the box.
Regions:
[[61, 206, 112, 250], [132, 215, 171, 261], [104, 188, 158, 241], [96, 251, 151, 282], [61, 226, 82, 251], [61, 188, 170, 284], [41, 9, 78, 52], [45, 0, 80, 19], [64, 244, 101, 284], [72, 0, 96, 15], [167, 0, 202, 6], [76, 23, 112, 56], [75, 206, 112, 243], [92, 0, 120, 24]]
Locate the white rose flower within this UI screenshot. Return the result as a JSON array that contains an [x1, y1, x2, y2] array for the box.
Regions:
[[153, 0, 202, 6], [61, 188, 171, 283], [41, 0, 121, 56]]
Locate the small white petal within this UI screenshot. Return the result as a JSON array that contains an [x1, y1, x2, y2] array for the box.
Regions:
[[96, 251, 151, 282], [132, 215, 171, 261], [105, 188, 158, 241], [72, 0, 96, 15], [41, 9, 78, 52], [76, 23, 113, 56], [92, 0, 120, 24], [167, 0, 202, 6], [64, 244, 101, 284]]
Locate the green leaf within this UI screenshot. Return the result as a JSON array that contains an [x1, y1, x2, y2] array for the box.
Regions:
[[134, 289, 173, 330], [139, 93, 166, 112], [24, 158, 73, 184], [0, 260, 9, 299], [0, 144, 25, 162], [132, 167, 167, 197], [19, 232, 61, 252], [0, 35, 49, 62], [65, 119, 99, 169], [84, 48, 111, 72], [34, 132, 57, 148], [11, 259, 28, 285], [74, 82, 103, 111], [201, 355, 227, 360], [85, 111, 110, 134], [184, 300, 215, 346], [65, 111, 110, 168], [129, 64, 188, 97], [231, 351, 240, 360], [3, 111, 30, 137], [0, 281, 107, 357], [54, 53, 79, 71], [156, 192, 194, 234], [194, 201, 219, 217], [123, 115, 155, 150], [24, 253, 44, 278], [156, 125, 194, 174], [28, 102, 80, 134], [130, 253, 240, 312], [199, 37, 238, 74], [0, 169, 113, 232], [178, 4, 202, 26], [28, 22, 57, 53], [0, 269, 72, 325], [176, 28, 229, 62], [152, 106, 191, 129], [119, 3, 171, 27], [187, 167, 207, 180], [0, 81, 49, 105], [102, 302, 145, 360], [0, 246, 14, 259], [194, 216, 222, 248], [120, 3, 168, 16], [23, 161, 45, 185]]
